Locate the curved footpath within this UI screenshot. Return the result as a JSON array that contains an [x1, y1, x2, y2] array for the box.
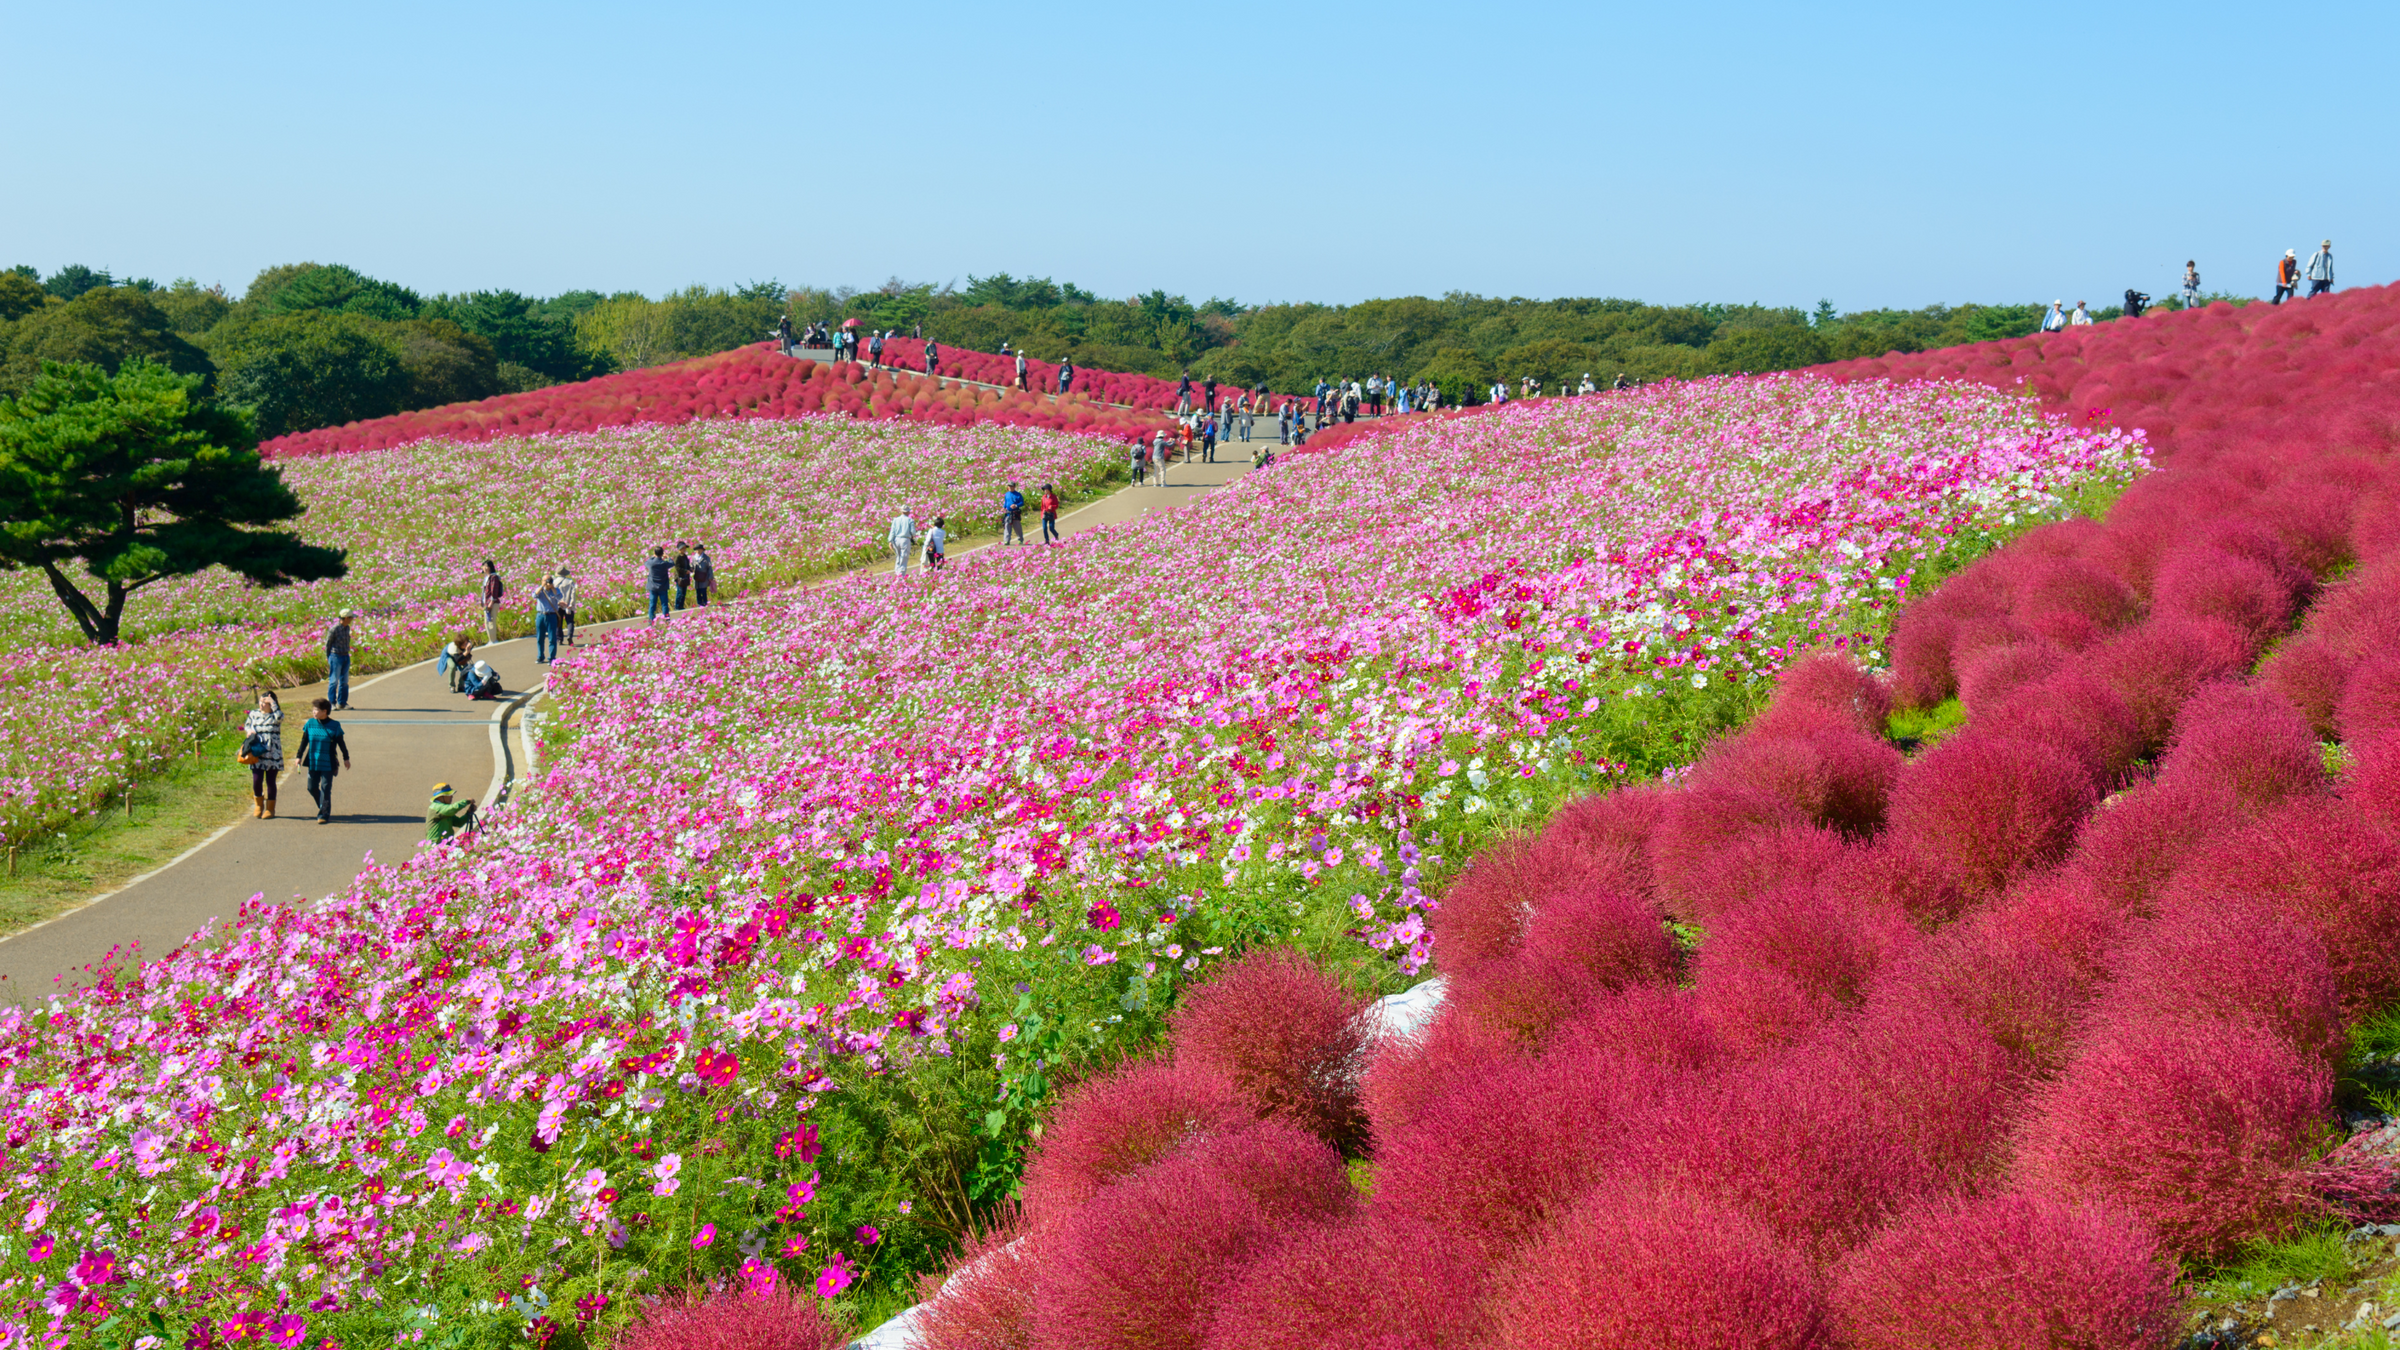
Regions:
[[0, 447, 1261, 1002]]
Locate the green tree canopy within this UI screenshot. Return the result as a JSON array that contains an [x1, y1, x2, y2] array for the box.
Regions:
[[42, 265, 115, 302], [0, 273, 47, 324], [0, 289, 215, 397], [1708, 323, 1832, 375], [219, 310, 412, 440], [0, 359, 345, 644]]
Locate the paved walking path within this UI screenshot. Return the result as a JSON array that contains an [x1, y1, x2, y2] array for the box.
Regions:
[[0, 446, 1261, 1002]]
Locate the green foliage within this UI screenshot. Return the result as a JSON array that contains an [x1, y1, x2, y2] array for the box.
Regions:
[[42, 264, 115, 302], [0, 359, 345, 644], [391, 318, 502, 408], [0, 288, 215, 396], [0, 273, 46, 324], [1885, 698, 1967, 747], [262, 262, 424, 321], [423, 289, 605, 383], [1499, 337, 1604, 388], [219, 309, 413, 439], [1710, 321, 1833, 374], [151, 278, 231, 336], [2200, 1222, 2354, 1296]]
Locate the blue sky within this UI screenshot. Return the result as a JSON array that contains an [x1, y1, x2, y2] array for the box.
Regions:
[[7, 0, 2395, 312]]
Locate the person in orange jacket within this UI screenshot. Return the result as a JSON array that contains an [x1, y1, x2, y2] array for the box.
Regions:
[[2273, 250, 2300, 305]]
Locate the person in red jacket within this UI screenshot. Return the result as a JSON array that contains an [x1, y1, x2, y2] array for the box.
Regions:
[[1039, 483, 1061, 545]]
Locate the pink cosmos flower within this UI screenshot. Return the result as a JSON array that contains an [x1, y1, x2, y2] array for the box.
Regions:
[[815, 1257, 854, 1299], [27, 1236, 52, 1263], [857, 1224, 880, 1245], [266, 1314, 308, 1347], [783, 1234, 811, 1258], [693, 1223, 716, 1250]]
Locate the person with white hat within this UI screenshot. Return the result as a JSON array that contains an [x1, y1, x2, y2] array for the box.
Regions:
[[325, 609, 355, 710], [2306, 240, 2335, 298], [2041, 301, 2068, 333], [2274, 249, 2300, 304]]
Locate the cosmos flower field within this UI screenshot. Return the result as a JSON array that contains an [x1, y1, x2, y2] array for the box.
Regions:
[[0, 418, 1124, 852], [0, 373, 2146, 1345]]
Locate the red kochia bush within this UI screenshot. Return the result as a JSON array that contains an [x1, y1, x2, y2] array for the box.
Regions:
[[1645, 783, 1805, 917], [2095, 894, 2344, 1066], [1823, 835, 1970, 928], [611, 1280, 850, 1350], [1169, 950, 1370, 1148], [2260, 635, 2355, 739], [2150, 546, 2302, 651], [1829, 1193, 2178, 1350], [2348, 733, 2400, 831], [1033, 1125, 1355, 1350], [1201, 1215, 1481, 1350], [1884, 732, 2097, 902], [2338, 653, 2400, 743], [2013, 1019, 2334, 1259], [911, 1208, 1043, 1350], [2166, 797, 2400, 1018], [1018, 1058, 1248, 1228], [2155, 682, 2328, 812], [1751, 650, 1894, 737], [1688, 728, 1903, 836], [1526, 785, 1666, 899], [1955, 641, 2064, 712], [2087, 615, 2254, 753], [2066, 776, 2249, 915], [1358, 1002, 1523, 1145], [1692, 888, 1920, 1056], [1492, 1185, 1830, 1350], [1431, 828, 1632, 975], [1868, 874, 2120, 1080], [1844, 1001, 2025, 1186], [1976, 668, 2146, 784], [1447, 877, 1678, 1046]]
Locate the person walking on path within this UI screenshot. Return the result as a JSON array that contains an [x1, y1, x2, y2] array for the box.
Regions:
[[646, 547, 673, 622], [241, 689, 284, 819], [1176, 371, 1194, 415], [479, 561, 505, 641], [297, 698, 350, 825], [2306, 240, 2335, 297], [533, 575, 563, 664], [888, 508, 918, 576], [1203, 377, 1219, 416], [924, 338, 940, 376], [1015, 350, 1029, 391], [557, 567, 578, 645], [2040, 300, 2068, 333], [2274, 250, 2300, 304], [324, 609, 354, 710], [1039, 483, 1061, 545], [1129, 437, 1148, 486], [1002, 482, 1027, 544], [1057, 358, 1074, 395], [869, 330, 886, 369], [1201, 413, 1218, 463], [692, 545, 715, 607], [426, 781, 477, 843], [2182, 261, 2202, 310], [673, 544, 693, 611], [923, 515, 949, 570]]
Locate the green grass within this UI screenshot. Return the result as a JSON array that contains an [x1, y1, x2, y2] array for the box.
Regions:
[[1886, 697, 1967, 747], [2201, 1225, 2357, 1299], [0, 723, 265, 940]]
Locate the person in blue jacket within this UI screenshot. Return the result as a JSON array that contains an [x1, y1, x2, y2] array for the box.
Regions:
[[1002, 482, 1027, 545], [297, 697, 351, 824]]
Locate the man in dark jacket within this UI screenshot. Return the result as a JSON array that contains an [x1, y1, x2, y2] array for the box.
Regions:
[[673, 544, 693, 611], [1057, 359, 1074, 394], [298, 698, 351, 824], [325, 609, 355, 710], [647, 546, 674, 622]]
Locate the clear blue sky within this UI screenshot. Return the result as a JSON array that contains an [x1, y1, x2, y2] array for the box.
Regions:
[[7, 0, 2395, 313]]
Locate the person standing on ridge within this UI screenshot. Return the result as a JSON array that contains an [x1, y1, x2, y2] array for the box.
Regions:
[[1129, 436, 1147, 486], [479, 560, 504, 641], [1039, 483, 1061, 545], [692, 544, 715, 606], [1058, 357, 1075, 394], [298, 697, 351, 825], [1002, 482, 1027, 545], [889, 507, 918, 576], [924, 337, 940, 375], [672, 543, 693, 611], [1201, 412, 1218, 463], [532, 574, 562, 664], [241, 688, 283, 819], [870, 330, 886, 369], [1015, 349, 1029, 391], [646, 546, 673, 622], [1176, 371, 1194, 415], [324, 609, 354, 710], [1203, 377, 1219, 415], [2040, 301, 2068, 333], [2069, 300, 2093, 326], [556, 566, 578, 645], [2306, 240, 2335, 297], [2274, 250, 2300, 304], [2181, 261, 2201, 311]]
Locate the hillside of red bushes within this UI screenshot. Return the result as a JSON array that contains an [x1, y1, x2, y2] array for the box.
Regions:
[[257, 344, 1191, 458], [905, 285, 2400, 1350]]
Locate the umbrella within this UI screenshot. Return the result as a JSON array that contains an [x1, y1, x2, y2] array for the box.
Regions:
[[842, 318, 861, 328]]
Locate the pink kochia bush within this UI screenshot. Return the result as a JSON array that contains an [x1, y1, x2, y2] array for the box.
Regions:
[[1168, 950, 1371, 1149], [1830, 1193, 2177, 1350], [611, 1279, 852, 1350]]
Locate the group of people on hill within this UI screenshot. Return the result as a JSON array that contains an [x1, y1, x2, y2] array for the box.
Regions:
[[2050, 241, 2338, 332], [643, 543, 715, 621], [885, 482, 1064, 573]]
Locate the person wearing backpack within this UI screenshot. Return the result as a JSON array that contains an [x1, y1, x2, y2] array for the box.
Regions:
[[692, 545, 716, 606], [479, 560, 505, 641], [1129, 437, 1147, 486], [923, 515, 949, 570], [1015, 350, 1030, 391], [240, 689, 284, 819], [924, 338, 940, 375], [870, 330, 886, 369]]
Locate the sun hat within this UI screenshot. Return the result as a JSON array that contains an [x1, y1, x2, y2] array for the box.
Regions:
[[431, 782, 452, 796], [338, 608, 354, 619]]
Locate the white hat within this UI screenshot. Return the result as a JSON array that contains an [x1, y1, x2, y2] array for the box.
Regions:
[[2287, 249, 2297, 257], [338, 608, 354, 619]]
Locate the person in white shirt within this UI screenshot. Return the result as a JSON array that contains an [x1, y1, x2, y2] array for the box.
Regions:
[[922, 516, 948, 570], [888, 510, 917, 576], [2069, 301, 2093, 326], [2041, 301, 2068, 333]]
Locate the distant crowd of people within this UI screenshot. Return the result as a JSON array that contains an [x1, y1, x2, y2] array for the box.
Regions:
[[2051, 241, 2338, 332]]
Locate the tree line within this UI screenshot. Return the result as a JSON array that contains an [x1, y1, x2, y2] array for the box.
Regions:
[[2, 260, 2215, 439]]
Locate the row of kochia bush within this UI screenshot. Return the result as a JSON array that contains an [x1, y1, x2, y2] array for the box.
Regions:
[[877, 304, 2400, 1348], [258, 345, 1182, 457]]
